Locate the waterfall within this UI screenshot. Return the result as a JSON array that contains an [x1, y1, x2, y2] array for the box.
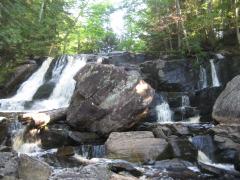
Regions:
[[31, 55, 86, 110], [0, 58, 53, 111], [210, 59, 220, 87], [0, 55, 87, 111], [199, 65, 208, 89], [156, 97, 172, 123], [197, 150, 235, 171], [182, 95, 190, 107]]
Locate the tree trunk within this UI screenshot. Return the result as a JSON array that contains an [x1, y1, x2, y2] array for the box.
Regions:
[[176, 0, 190, 52], [39, 0, 45, 23], [18, 108, 67, 129], [235, 0, 240, 45]]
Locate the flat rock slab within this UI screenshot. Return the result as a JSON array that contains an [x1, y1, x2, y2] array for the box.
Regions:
[[105, 131, 169, 163]]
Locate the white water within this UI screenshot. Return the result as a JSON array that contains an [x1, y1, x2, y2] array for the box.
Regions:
[[0, 55, 86, 111], [156, 100, 172, 123], [31, 55, 86, 110], [182, 95, 190, 107], [198, 150, 236, 172], [199, 65, 208, 89], [210, 59, 220, 87], [0, 58, 53, 111]]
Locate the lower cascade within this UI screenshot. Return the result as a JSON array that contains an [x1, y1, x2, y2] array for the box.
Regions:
[[156, 98, 172, 123]]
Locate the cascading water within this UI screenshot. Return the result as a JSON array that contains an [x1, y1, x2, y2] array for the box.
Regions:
[[156, 96, 172, 123], [31, 55, 86, 110], [199, 65, 208, 89], [210, 59, 220, 87], [0, 58, 53, 111], [182, 95, 190, 107], [0, 55, 87, 111]]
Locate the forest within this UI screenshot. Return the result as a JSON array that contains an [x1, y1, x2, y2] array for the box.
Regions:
[[0, 0, 239, 87], [0, 0, 239, 60]]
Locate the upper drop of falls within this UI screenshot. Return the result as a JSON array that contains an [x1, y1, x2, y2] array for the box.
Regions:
[[210, 59, 220, 87], [199, 65, 208, 89]]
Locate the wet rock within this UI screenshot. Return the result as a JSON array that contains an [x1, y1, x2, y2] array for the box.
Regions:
[[108, 160, 143, 177], [212, 75, 240, 124], [169, 137, 198, 162], [235, 152, 240, 171], [150, 159, 201, 179], [18, 154, 52, 180], [67, 63, 155, 135], [40, 124, 75, 149], [105, 131, 169, 163], [0, 152, 19, 179], [140, 59, 198, 92], [198, 161, 240, 178], [57, 146, 75, 157], [50, 164, 112, 180], [68, 131, 103, 145]]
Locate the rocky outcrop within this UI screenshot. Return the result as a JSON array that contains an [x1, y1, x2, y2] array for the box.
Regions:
[[140, 59, 198, 92], [67, 63, 155, 135], [212, 75, 240, 124], [0, 63, 38, 98], [105, 131, 169, 163]]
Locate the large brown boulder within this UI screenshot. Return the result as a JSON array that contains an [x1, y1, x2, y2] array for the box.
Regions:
[[67, 64, 155, 135], [105, 131, 169, 163], [212, 75, 240, 124]]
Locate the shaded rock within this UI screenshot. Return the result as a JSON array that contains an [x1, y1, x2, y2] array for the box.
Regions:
[[108, 160, 143, 177], [105, 131, 169, 163], [0, 118, 10, 145], [18, 154, 51, 180], [169, 137, 198, 162], [235, 152, 240, 171], [40, 124, 75, 149], [1, 63, 38, 97], [68, 131, 103, 145], [140, 59, 198, 92], [212, 75, 240, 124], [67, 63, 155, 135], [0, 152, 19, 179], [191, 87, 223, 121], [57, 146, 75, 157]]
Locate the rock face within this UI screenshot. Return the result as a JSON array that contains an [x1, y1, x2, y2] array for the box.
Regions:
[[140, 59, 197, 92], [67, 63, 155, 135], [105, 131, 169, 163], [0, 63, 38, 98], [212, 75, 240, 124]]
